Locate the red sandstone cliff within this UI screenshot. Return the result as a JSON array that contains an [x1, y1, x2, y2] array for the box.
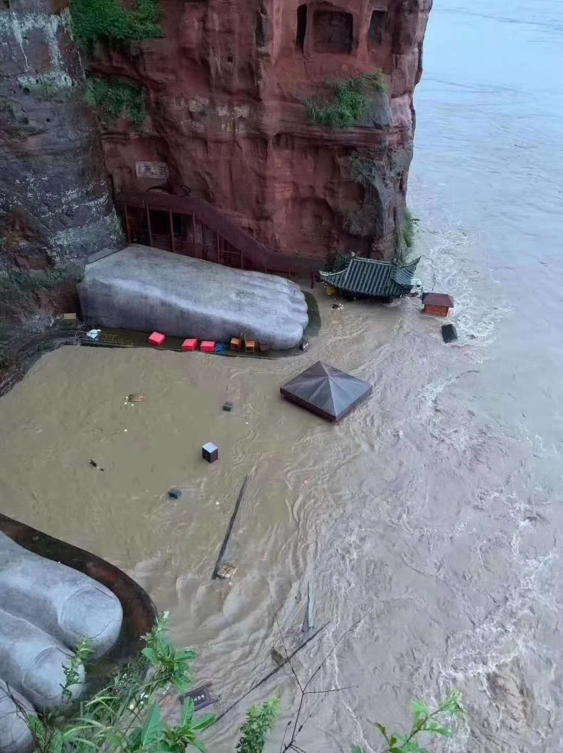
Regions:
[[90, 0, 432, 262]]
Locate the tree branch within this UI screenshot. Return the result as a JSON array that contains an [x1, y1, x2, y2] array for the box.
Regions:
[[282, 609, 372, 752], [302, 608, 372, 693], [275, 612, 304, 693], [215, 622, 329, 724]]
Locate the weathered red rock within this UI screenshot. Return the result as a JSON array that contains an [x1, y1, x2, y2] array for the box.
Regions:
[[0, 0, 121, 321], [90, 0, 432, 262]]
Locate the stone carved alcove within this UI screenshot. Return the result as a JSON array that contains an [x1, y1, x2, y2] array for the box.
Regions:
[[313, 8, 354, 53], [368, 8, 388, 47]]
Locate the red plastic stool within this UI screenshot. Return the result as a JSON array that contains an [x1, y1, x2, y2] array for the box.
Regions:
[[148, 332, 166, 347]]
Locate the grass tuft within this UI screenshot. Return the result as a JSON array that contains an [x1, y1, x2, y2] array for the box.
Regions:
[[306, 71, 387, 130], [85, 77, 146, 127], [70, 0, 163, 48]]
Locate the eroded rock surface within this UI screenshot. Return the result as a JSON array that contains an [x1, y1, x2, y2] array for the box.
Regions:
[[0, 0, 121, 322], [90, 0, 432, 262]]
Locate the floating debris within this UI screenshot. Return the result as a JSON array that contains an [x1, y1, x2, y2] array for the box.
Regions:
[[183, 684, 214, 711], [127, 393, 145, 403], [86, 329, 101, 341], [422, 293, 454, 318], [212, 475, 249, 580], [89, 460, 105, 472], [148, 332, 166, 347], [223, 401, 233, 412], [202, 442, 219, 463], [331, 303, 343, 310], [168, 487, 182, 500], [216, 622, 330, 722], [217, 562, 238, 580], [271, 648, 287, 667], [441, 323, 458, 343], [303, 582, 316, 633]]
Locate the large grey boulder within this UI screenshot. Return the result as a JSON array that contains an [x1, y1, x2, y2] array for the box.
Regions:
[[78, 245, 309, 350]]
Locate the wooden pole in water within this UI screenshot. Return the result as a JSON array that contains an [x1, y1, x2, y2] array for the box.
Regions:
[[211, 475, 249, 580]]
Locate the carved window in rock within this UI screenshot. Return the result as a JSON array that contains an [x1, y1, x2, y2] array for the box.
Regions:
[[313, 10, 353, 54], [368, 9, 387, 47], [296, 5, 308, 50]]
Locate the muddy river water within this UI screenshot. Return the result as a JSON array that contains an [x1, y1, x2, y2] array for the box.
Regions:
[[1, 1, 563, 751]]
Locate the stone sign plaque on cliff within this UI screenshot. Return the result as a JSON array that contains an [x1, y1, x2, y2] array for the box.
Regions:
[[135, 162, 169, 180]]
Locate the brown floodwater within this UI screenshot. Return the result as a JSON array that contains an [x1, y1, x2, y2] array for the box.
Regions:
[[1, 274, 559, 752], [2, 1, 563, 750]]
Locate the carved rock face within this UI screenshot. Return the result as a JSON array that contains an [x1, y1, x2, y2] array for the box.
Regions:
[[79, 244, 309, 350], [0, 530, 123, 753], [90, 0, 433, 262]]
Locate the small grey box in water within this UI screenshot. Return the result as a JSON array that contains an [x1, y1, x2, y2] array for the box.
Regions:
[[202, 442, 219, 463], [168, 487, 182, 500], [223, 401, 233, 412], [442, 323, 458, 343]]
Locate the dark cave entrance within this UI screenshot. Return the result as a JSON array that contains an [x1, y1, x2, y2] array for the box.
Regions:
[[368, 9, 387, 47], [313, 10, 353, 54], [296, 5, 308, 50]]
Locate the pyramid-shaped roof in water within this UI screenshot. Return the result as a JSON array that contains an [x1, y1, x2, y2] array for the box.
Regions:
[[280, 361, 372, 422]]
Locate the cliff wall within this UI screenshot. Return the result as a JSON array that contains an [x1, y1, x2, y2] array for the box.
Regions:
[[90, 0, 432, 262], [0, 0, 121, 320]]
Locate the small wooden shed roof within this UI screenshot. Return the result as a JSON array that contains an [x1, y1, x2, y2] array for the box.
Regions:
[[280, 361, 372, 422], [423, 293, 454, 308]]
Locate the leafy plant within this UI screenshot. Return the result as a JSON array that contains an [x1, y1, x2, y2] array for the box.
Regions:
[[62, 640, 94, 704], [353, 691, 464, 753], [85, 77, 146, 127], [400, 209, 417, 251], [70, 0, 163, 47], [236, 698, 281, 753], [25, 613, 215, 753], [306, 71, 387, 129]]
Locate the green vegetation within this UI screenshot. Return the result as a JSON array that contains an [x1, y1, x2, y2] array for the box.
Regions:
[[394, 208, 419, 265], [400, 208, 417, 251], [306, 71, 387, 129], [70, 0, 163, 47], [236, 699, 280, 753], [353, 691, 464, 753], [26, 614, 215, 753], [62, 641, 94, 704], [85, 77, 146, 127]]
